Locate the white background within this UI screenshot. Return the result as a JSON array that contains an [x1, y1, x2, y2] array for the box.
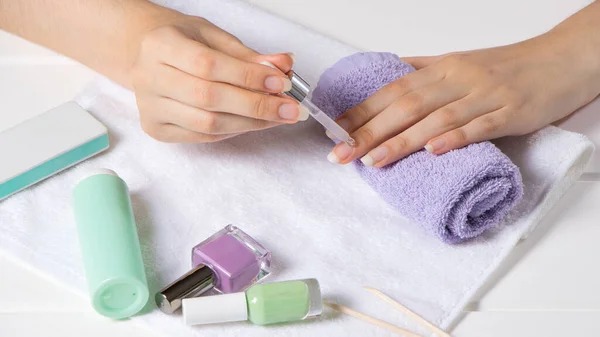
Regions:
[[1, 0, 600, 336]]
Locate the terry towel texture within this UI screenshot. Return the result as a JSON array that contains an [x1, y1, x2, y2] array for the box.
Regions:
[[0, 0, 595, 336], [311, 52, 524, 243]]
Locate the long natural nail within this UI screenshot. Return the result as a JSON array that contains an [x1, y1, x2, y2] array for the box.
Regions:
[[278, 103, 300, 121], [287, 53, 296, 63], [260, 61, 277, 69], [425, 138, 446, 153], [336, 118, 351, 130], [298, 105, 309, 121], [327, 143, 353, 164], [265, 76, 291, 92], [360, 147, 388, 167]]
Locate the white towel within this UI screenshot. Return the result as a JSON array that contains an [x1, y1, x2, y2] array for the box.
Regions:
[[0, 0, 594, 336]]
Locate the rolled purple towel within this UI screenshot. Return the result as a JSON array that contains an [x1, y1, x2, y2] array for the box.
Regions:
[[311, 52, 524, 244]]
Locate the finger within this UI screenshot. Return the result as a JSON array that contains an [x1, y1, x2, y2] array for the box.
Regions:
[[402, 52, 464, 70], [141, 121, 240, 143], [158, 97, 281, 134], [148, 65, 307, 123], [357, 92, 504, 166], [198, 23, 295, 72], [327, 80, 469, 164], [401, 56, 445, 69], [153, 29, 292, 93], [424, 108, 512, 154], [333, 66, 446, 134], [255, 53, 295, 74]]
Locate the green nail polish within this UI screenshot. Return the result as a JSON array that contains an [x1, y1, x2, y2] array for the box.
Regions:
[[182, 279, 322, 326]]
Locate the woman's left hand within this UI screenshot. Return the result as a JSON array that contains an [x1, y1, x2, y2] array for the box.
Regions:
[[326, 26, 600, 168]]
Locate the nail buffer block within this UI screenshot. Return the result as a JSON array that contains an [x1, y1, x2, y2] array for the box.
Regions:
[[0, 101, 109, 201]]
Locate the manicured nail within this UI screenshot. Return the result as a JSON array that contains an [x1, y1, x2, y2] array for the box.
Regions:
[[261, 61, 291, 92], [260, 61, 276, 69], [265, 76, 291, 92], [325, 130, 337, 140], [336, 118, 351, 130], [278, 103, 300, 120], [298, 105, 309, 121], [360, 147, 388, 167], [287, 53, 296, 63], [425, 138, 446, 153], [327, 143, 353, 164]]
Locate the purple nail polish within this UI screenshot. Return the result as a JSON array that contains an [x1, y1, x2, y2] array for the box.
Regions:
[[191, 225, 271, 292], [156, 225, 271, 314]]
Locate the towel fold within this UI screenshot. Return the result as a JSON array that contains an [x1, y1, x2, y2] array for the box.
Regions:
[[312, 52, 524, 243]]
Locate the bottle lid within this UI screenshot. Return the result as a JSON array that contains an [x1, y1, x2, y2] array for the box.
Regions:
[[182, 292, 248, 325], [284, 71, 310, 102], [155, 264, 215, 314]]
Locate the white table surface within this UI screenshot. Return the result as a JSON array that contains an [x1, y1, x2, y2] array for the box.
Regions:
[[1, 0, 600, 336]]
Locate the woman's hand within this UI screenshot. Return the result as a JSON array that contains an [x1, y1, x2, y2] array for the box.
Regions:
[[131, 15, 306, 143], [327, 5, 600, 167]]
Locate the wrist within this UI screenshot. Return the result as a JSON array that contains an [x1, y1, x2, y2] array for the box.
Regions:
[[121, 2, 185, 84]]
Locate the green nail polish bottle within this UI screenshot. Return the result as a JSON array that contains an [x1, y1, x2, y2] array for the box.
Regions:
[[72, 169, 149, 319], [182, 279, 322, 326]]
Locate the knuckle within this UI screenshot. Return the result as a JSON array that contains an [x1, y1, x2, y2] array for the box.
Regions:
[[479, 115, 504, 134], [437, 106, 459, 127], [389, 77, 412, 93], [198, 113, 218, 134], [141, 121, 165, 141], [353, 104, 372, 122], [389, 136, 409, 153], [242, 66, 257, 88], [444, 53, 466, 67], [401, 92, 424, 118], [453, 128, 469, 144], [193, 52, 217, 79], [356, 127, 376, 145], [194, 82, 218, 109], [252, 95, 272, 119]]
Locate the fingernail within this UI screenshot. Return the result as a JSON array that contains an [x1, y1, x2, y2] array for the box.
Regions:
[[260, 61, 277, 69], [287, 53, 296, 63], [425, 138, 446, 153], [265, 76, 291, 92], [327, 143, 353, 164], [278, 103, 300, 120], [325, 129, 337, 140], [360, 147, 388, 167], [336, 118, 351, 130], [298, 105, 309, 121]]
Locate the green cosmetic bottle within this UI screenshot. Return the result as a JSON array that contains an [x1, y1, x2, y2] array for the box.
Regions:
[[72, 169, 149, 319], [182, 279, 322, 326]]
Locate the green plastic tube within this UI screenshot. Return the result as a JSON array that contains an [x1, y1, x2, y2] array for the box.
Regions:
[[72, 169, 149, 319]]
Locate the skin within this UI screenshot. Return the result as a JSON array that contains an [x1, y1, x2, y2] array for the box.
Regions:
[[328, 1, 600, 167], [0, 0, 307, 143], [1, 1, 599, 160]]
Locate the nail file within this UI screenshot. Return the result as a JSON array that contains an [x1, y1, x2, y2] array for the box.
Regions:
[[0, 101, 109, 201]]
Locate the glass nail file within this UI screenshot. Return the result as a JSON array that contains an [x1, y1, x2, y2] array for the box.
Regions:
[[284, 70, 356, 147]]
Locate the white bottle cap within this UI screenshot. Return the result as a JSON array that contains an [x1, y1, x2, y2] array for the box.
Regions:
[[182, 292, 248, 326]]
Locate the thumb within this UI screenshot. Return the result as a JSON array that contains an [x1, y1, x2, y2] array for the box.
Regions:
[[205, 28, 295, 73]]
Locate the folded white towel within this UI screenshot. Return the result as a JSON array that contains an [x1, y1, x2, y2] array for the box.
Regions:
[[0, 0, 594, 336]]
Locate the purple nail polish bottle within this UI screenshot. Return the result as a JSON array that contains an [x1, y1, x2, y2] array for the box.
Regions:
[[156, 225, 271, 314]]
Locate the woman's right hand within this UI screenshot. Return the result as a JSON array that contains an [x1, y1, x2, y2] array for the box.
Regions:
[[131, 14, 307, 143]]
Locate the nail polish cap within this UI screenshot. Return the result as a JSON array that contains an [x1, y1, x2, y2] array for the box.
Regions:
[[182, 292, 248, 325], [155, 264, 215, 314], [284, 71, 310, 102]]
